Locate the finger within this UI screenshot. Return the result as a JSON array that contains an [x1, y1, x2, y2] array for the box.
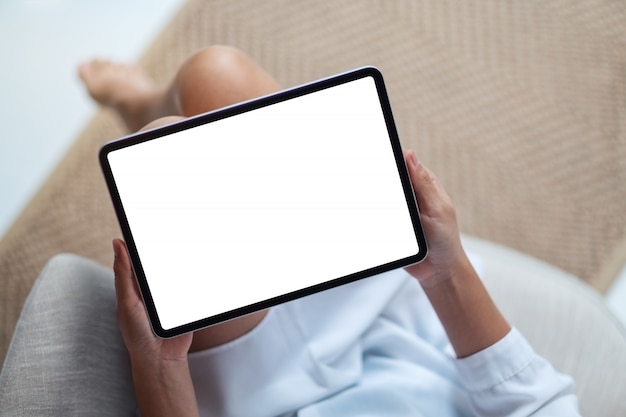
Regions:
[[112, 239, 142, 307], [404, 149, 448, 215]]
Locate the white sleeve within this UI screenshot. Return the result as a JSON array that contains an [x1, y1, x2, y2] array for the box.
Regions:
[[455, 327, 581, 417]]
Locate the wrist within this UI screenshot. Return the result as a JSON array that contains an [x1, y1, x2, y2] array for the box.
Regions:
[[419, 255, 510, 358], [131, 354, 190, 377], [130, 355, 200, 417], [417, 249, 471, 290]]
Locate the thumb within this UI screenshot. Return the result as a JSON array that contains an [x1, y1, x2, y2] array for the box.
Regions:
[[403, 149, 450, 218], [113, 239, 142, 308]]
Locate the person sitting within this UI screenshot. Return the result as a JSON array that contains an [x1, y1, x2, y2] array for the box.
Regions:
[[0, 46, 580, 417]]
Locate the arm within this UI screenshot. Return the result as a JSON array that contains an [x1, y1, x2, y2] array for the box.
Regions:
[[403, 150, 509, 358], [113, 239, 200, 417], [402, 150, 580, 416]]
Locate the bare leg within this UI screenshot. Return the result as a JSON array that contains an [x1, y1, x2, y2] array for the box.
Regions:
[[78, 60, 174, 132], [80, 46, 282, 351], [79, 45, 281, 131]]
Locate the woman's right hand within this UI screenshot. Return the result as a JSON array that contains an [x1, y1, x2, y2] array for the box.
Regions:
[[113, 239, 200, 417], [112, 238, 193, 362]]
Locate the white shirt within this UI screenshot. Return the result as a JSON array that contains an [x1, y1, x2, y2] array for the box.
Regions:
[[188, 267, 580, 417]]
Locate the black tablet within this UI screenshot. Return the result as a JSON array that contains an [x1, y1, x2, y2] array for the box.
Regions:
[[100, 67, 427, 338]]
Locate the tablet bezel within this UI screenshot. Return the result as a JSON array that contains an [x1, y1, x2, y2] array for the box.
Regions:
[[99, 66, 427, 338]]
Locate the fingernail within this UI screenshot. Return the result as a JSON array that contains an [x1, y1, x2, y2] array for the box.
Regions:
[[409, 150, 419, 167], [112, 239, 120, 258]]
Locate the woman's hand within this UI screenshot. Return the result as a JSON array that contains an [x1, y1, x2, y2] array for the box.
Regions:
[[113, 239, 200, 417], [113, 238, 193, 362], [402, 150, 465, 288], [402, 150, 510, 358]]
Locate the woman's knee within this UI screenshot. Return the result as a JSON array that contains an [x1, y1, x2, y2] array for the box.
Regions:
[[139, 115, 185, 132], [182, 45, 246, 73], [175, 45, 281, 116]]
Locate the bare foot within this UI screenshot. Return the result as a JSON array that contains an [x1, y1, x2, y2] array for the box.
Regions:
[[78, 59, 169, 131]]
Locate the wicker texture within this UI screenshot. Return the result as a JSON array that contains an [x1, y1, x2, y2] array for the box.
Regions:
[[1, 0, 625, 363]]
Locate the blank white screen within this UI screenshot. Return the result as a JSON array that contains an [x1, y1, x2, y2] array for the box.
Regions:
[[108, 76, 419, 330]]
